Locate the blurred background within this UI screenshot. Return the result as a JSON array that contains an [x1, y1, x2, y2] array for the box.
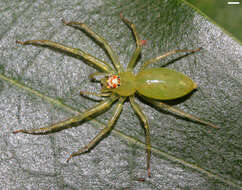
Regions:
[[186, 0, 242, 42]]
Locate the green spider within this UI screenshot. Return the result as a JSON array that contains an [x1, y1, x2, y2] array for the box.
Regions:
[[14, 14, 219, 177]]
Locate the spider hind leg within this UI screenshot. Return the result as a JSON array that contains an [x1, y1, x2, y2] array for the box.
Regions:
[[130, 95, 151, 177]]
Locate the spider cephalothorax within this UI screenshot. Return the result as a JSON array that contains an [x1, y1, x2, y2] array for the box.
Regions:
[[14, 13, 219, 178]]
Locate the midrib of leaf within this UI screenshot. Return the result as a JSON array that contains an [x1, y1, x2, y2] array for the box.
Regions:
[[0, 73, 241, 189]]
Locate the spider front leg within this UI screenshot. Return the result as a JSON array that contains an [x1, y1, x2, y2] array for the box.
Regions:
[[13, 96, 118, 135], [79, 72, 112, 98], [130, 95, 151, 177], [79, 90, 111, 97], [142, 97, 220, 129], [120, 13, 144, 71], [67, 97, 126, 162], [141, 47, 202, 70], [62, 19, 123, 72], [88, 72, 107, 82], [16, 40, 114, 73]]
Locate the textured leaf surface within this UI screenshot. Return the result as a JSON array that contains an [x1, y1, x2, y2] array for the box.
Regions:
[[0, 0, 241, 189]]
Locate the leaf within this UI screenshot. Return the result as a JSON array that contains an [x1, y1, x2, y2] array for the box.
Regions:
[[0, 0, 241, 189], [185, 0, 242, 42]]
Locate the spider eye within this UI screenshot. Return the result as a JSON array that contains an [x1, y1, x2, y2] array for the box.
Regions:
[[106, 75, 121, 89]]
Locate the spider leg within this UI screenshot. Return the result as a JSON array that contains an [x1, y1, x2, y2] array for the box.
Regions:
[[141, 47, 202, 70], [130, 95, 151, 177], [66, 97, 126, 162], [13, 96, 119, 135], [89, 72, 107, 82], [120, 13, 143, 71], [16, 40, 114, 73], [80, 90, 111, 97], [142, 97, 220, 129], [62, 19, 123, 72]]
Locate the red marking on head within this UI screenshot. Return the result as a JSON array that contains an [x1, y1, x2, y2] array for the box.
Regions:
[[106, 75, 121, 89], [140, 40, 147, 46]]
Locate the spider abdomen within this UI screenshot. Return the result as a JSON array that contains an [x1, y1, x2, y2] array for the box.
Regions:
[[136, 68, 197, 100]]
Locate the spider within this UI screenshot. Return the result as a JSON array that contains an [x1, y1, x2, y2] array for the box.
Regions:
[[14, 13, 219, 177]]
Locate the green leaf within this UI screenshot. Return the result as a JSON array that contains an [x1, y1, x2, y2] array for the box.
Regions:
[[185, 0, 242, 42], [0, 0, 241, 189]]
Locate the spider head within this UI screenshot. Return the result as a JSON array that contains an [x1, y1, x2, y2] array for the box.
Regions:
[[101, 75, 121, 91]]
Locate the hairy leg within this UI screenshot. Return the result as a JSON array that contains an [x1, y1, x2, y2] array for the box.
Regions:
[[141, 47, 202, 70], [89, 72, 108, 82], [62, 19, 123, 72], [67, 97, 126, 162], [120, 13, 143, 71], [16, 40, 114, 73], [142, 96, 220, 129], [130, 95, 151, 177], [80, 90, 111, 97], [13, 96, 119, 134]]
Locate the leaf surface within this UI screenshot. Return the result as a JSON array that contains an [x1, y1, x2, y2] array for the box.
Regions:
[[0, 0, 241, 189]]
